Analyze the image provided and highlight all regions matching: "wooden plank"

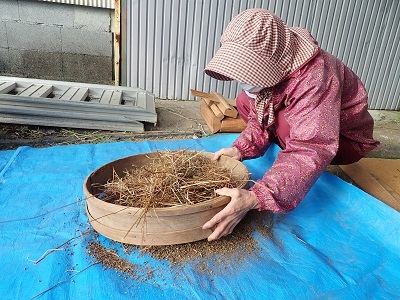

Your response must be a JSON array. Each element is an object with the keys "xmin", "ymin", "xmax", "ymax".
[
  {"xmin": 340, "ymin": 162, "xmax": 400, "ymax": 212},
  {"xmin": 202, "ymin": 98, "xmax": 211, "ymax": 106},
  {"xmin": 210, "ymin": 103, "xmax": 224, "ymax": 120},
  {"xmin": 212, "ymin": 92, "xmax": 238, "ymax": 118},
  {"xmin": 359, "ymin": 158, "xmax": 400, "ymax": 197},
  {"xmin": 220, "ymin": 115, "xmax": 247, "ymax": 133},
  {"xmin": 200, "ymin": 99, "xmax": 220, "ymax": 133},
  {"xmin": 191, "ymin": 89, "xmax": 237, "ymax": 109},
  {"xmin": 0, "ymin": 82, "xmax": 16, "ymax": 94},
  {"xmin": 19, "ymin": 84, "xmax": 53, "ymax": 97},
  {"xmin": 0, "ymin": 113, "xmax": 144, "ymax": 132},
  {"xmin": 215, "ymin": 101, "xmax": 238, "ymax": 118},
  {"xmin": 212, "ymin": 91, "xmax": 231, "ymax": 110},
  {"xmin": 191, "ymin": 89, "xmax": 214, "ymax": 100},
  {"xmin": 60, "ymin": 87, "xmax": 89, "ymax": 101}
]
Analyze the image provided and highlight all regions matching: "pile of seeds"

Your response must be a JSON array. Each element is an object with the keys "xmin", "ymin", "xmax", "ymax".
[
  {"xmin": 101, "ymin": 150, "xmax": 243, "ymax": 208},
  {"xmin": 139, "ymin": 210, "xmax": 270, "ymax": 264},
  {"xmin": 86, "ymin": 211, "xmax": 276, "ymax": 277},
  {"xmin": 87, "ymin": 241, "xmax": 136, "ymax": 276}
]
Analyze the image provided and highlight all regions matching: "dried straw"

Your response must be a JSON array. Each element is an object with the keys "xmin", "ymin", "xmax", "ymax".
[{"xmin": 100, "ymin": 150, "xmax": 241, "ymax": 209}]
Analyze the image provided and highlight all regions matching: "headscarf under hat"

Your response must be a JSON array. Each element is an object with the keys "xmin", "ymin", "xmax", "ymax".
[{"xmin": 205, "ymin": 9, "xmax": 319, "ymax": 126}]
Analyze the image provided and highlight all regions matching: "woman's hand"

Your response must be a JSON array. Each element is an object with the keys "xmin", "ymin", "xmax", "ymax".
[
  {"xmin": 202, "ymin": 187, "xmax": 259, "ymax": 241},
  {"xmin": 213, "ymin": 147, "xmax": 242, "ymax": 161}
]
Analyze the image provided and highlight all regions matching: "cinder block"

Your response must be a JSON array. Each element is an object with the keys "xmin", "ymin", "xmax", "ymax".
[
  {"xmin": 0, "ymin": 0, "xmax": 20, "ymax": 21},
  {"xmin": 9, "ymin": 49, "xmax": 63, "ymax": 79},
  {"xmin": 0, "ymin": 1, "xmax": 113, "ymax": 85},
  {"xmin": 19, "ymin": 1, "xmax": 74, "ymax": 27},
  {"xmin": 0, "ymin": 22, "xmax": 7, "ymax": 48},
  {"xmin": 7, "ymin": 22, "xmax": 61, "ymax": 52},
  {"xmin": 63, "ymin": 52, "xmax": 113, "ymax": 84},
  {"xmin": 74, "ymin": 6, "xmax": 111, "ymax": 32},
  {"xmin": 61, "ymin": 27, "xmax": 112, "ymax": 56},
  {"xmin": 0, "ymin": 48, "xmax": 11, "ymax": 74}
]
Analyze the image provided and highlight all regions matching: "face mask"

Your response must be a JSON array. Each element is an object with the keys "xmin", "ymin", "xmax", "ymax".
[{"xmin": 239, "ymin": 82, "xmax": 263, "ymax": 93}]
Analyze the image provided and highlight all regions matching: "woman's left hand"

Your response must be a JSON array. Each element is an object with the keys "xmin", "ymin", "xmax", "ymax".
[{"xmin": 202, "ymin": 187, "xmax": 259, "ymax": 241}]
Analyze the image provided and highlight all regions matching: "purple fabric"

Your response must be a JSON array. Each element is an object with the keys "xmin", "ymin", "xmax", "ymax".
[
  {"xmin": 232, "ymin": 50, "xmax": 380, "ymax": 213},
  {"xmin": 236, "ymin": 92, "xmax": 364, "ymax": 165}
]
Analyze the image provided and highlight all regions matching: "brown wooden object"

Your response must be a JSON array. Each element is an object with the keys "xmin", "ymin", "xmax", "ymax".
[
  {"xmin": 83, "ymin": 151, "xmax": 250, "ymax": 246},
  {"xmin": 209, "ymin": 102, "xmax": 224, "ymax": 120},
  {"xmin": 211, "ymin": 92, "xmax": 238, "ymax": 118},
  {"xmin": 340, "ymin": 158, "xmax": 400, "ymax": 212},
  {"xmin": 200, "ymin": 97, "xmax": 224, "ymax": 120},
  {"xmin": 200, "ymin": 99, "xmax": 221, "ymax": 133},
  {"xmin": 192, "ymin": 89, "xmax": 245, "ymax": 133},
  {"xmin": 220, "ymin": 115, "xmax": 247, "ymax": 132},
  {"xmin": 191, "ymin": 89, "xmax": 237, "ymax": 108}
]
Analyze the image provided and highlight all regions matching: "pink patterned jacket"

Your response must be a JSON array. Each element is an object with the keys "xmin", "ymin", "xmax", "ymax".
[{"xmin": 232, "ymin": 49, "xmax": 380, "ymax": 213}]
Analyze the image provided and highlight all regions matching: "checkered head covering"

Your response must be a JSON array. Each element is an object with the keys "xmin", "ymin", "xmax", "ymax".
[{"xmin": 205, "ymin": 9, "xmax": 319, "ymax": 125}]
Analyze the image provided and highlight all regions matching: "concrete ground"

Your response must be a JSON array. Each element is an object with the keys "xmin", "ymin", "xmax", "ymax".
[{"xmin": 367, "ymin": 110, "xmax": 400, "ymax": 158}]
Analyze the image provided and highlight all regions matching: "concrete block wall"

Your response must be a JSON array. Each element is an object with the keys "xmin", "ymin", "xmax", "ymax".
[{"xmin": 0, "ymin": 0, "xmax": 113, "ymax": 85}]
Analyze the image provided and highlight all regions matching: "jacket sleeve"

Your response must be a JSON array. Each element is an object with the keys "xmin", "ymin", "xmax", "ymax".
[
  {"xmin": 232, "ymin": 97, "xmax": 271, "ymax": 160},
  {"xmin": 251, "ymin": 71, "xmax": 342, "ymax": 213}
]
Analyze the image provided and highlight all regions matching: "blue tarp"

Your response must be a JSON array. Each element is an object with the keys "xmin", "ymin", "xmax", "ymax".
[{"xmin": 0, "ymin": 134, "xmax": 399, "ymax": 299}]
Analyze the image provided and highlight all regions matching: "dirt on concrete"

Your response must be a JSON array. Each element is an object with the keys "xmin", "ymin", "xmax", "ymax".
[{"xmin": 367, "ymin": 110, "xmax": 400, "ymax": 158}]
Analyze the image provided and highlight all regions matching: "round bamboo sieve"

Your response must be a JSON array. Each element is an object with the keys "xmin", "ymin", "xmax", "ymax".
[{"xmin": 83, "ymin": 151, "xmax": 249, "ymax": 246}]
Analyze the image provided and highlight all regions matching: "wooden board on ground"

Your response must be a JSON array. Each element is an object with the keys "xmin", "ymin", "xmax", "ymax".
[{"xmin": 340, "ymin": 158, "xmax": 400, "ymax": 212}]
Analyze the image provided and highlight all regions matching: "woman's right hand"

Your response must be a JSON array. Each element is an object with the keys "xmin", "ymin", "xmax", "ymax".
[{"xmin": 213, "ymin": 147, "xmax": 242, "ymax": 161}]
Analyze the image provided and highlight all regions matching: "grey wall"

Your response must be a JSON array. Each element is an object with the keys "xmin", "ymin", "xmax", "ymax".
[
  {"xmin": 124, "ymin": 0, "xmax": 400, "ymax": 110},
  {"xmin": 0, "ymin": 0, "xmax": 113, "ymax": 85}
]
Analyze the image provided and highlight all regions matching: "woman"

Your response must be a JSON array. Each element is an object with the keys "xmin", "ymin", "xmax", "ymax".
[{"xmin": 202, "ymin": 9, "xmax": 380, "ymax": 241}]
